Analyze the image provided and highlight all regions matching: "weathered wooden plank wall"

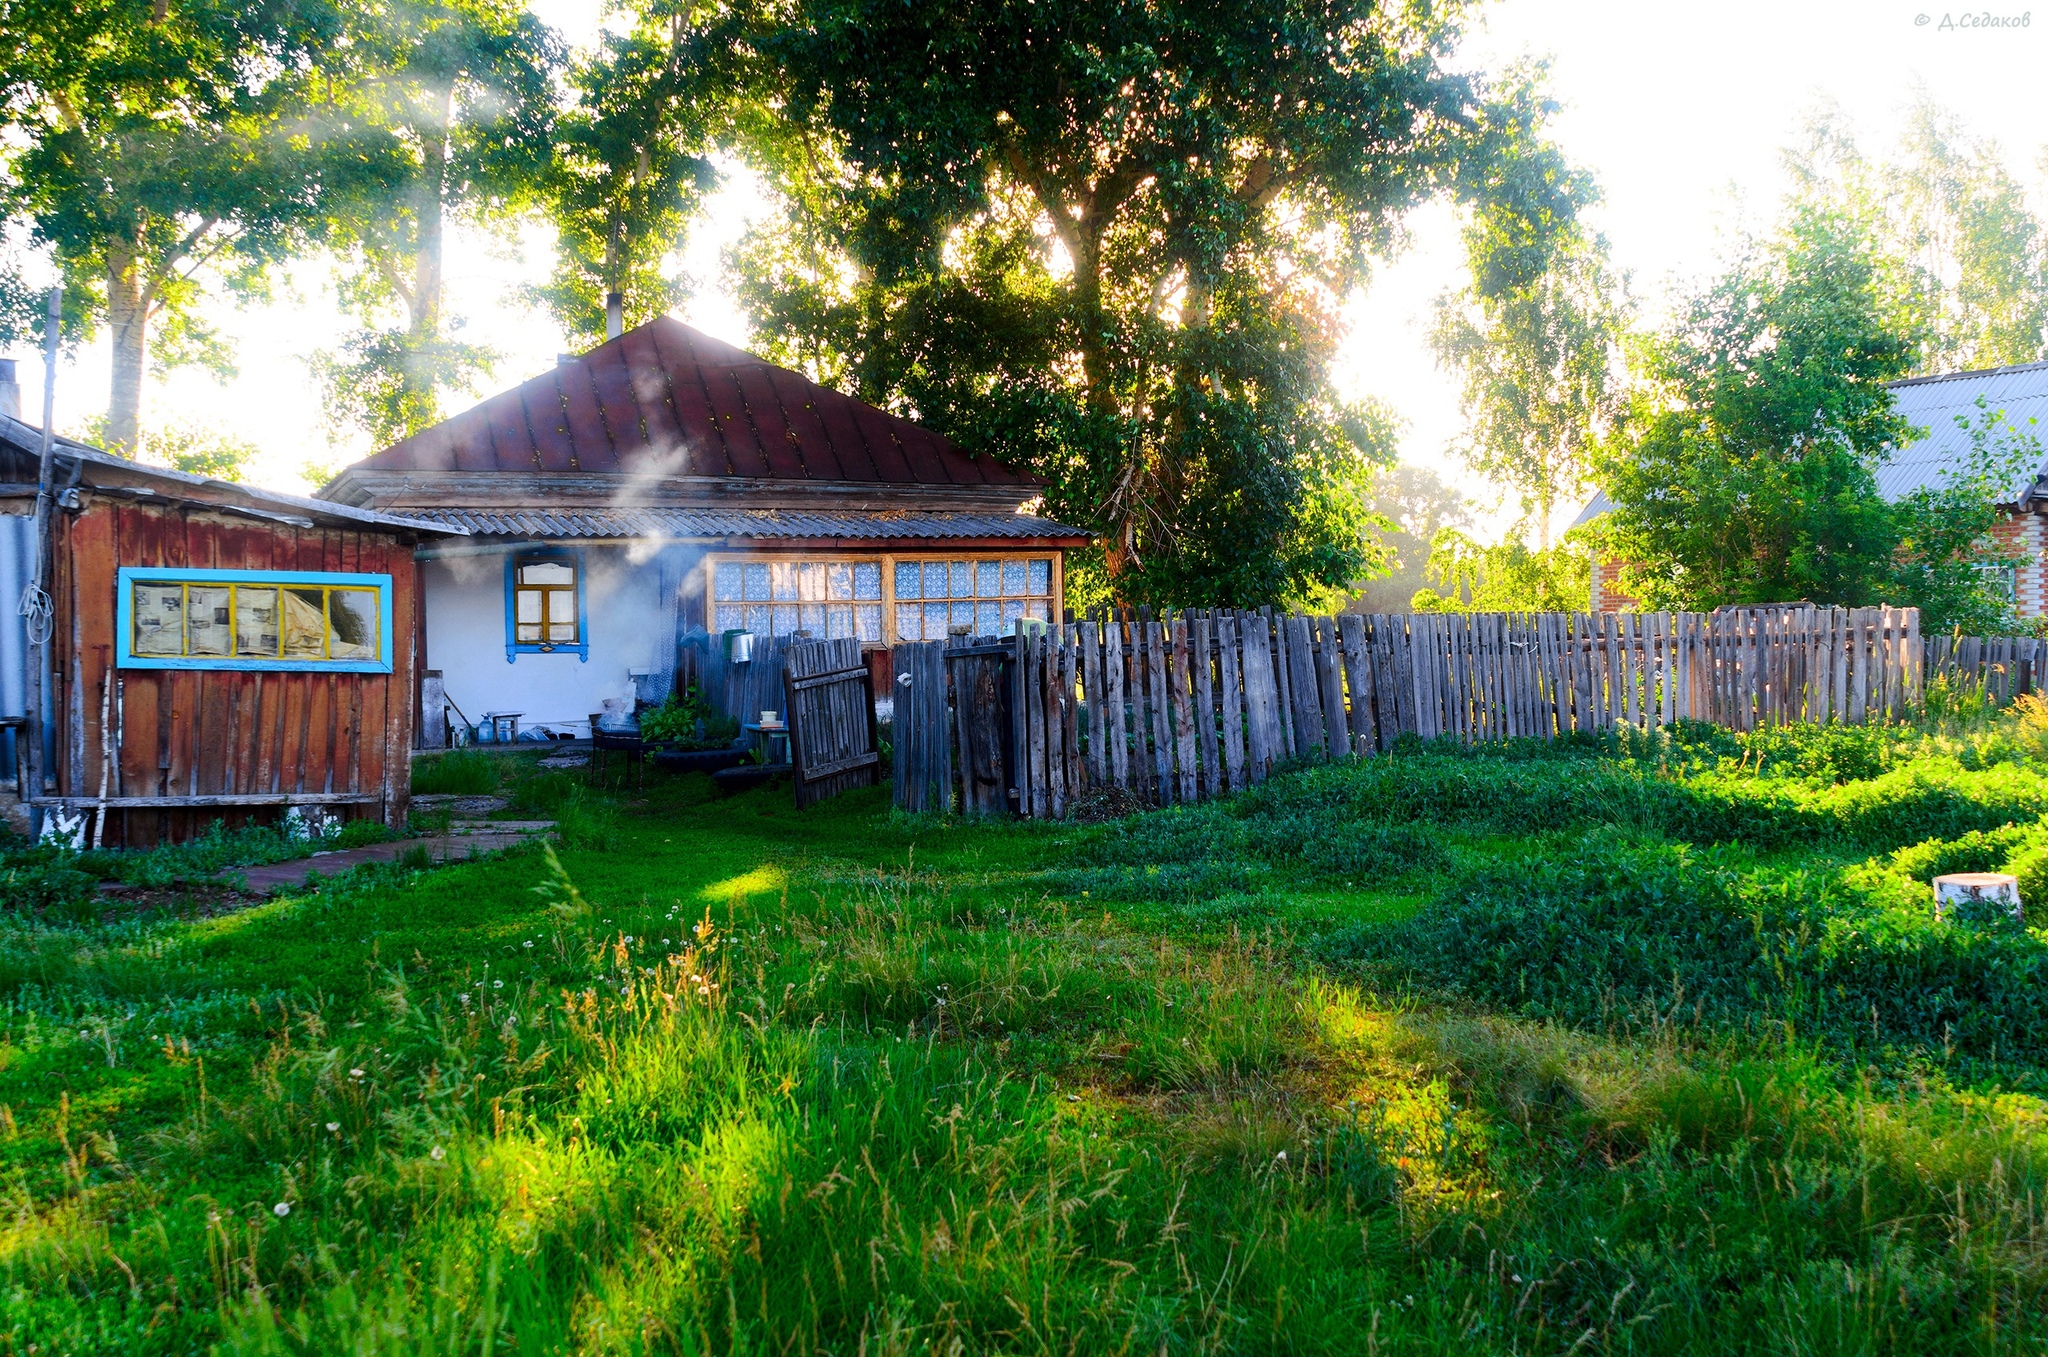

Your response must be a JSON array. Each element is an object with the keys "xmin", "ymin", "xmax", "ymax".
[
  {"xmin": 44, "ymin": 500, "xmax": 422, "ymax": 846},
  {"xmin": 887, "ymin": 605, "xmax": 1925, "ymax": 819}
]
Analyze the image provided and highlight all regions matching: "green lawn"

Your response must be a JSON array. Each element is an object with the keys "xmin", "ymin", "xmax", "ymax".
[{"xmin": 6, "ymin": 715, "xmax": 2048, "ymax": 1354}]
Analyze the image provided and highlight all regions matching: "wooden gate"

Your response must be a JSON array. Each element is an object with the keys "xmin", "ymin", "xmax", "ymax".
[
  {"xmin": 944, "ymin": 640, "xmax": 1018, "ymax": 817},
  {"xmin": 785, "ymin": 637, "xmax": 881, "ymax": 809}
]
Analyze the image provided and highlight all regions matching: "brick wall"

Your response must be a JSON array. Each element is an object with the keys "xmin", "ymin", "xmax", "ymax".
[
  {"xmin": 1589, "ymin": 556, "xmax": 1640, "ymax": 613},
  {"xmin": 1992, "ymin": 510, "xmax": 2046, "ymax": 619}
]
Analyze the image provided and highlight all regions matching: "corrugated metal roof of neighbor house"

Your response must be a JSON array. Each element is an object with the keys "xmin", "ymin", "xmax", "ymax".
[
  {"xmin": 1880, "ymin": 360, "xmax": 2048, "ymax": 504},
  {"xmin": 355, "ymin": 316, "xmax": 1039, "ymax": 489},
  {"xmin": 1570, "ymin": 360, "xmax": 2048, "ymax": 526},
  {"xmin": 410, "ymin": 506, "xmax": 1093, "ymax": 542}
]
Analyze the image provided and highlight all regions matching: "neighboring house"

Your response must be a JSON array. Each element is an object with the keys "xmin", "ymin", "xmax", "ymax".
[
  {"xmin": 0, "ymin": 389, "xmax": 459, "ymax": 844},
  {"xmin": 1574, "ymin": 359, "xmax": 2048, "ymax": 614},
  {"xmin": 316, "ymin": 316, "xmax": 1091, "ymax": 738}
]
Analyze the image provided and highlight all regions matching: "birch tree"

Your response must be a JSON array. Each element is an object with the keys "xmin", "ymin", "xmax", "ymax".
[
  {"xmin": 309, "ymin": 0, "xmax": 560, "ymax": 444},
  {"xmin": 0, "ymin": 0, "xmax": 332, "ymax": 455}
]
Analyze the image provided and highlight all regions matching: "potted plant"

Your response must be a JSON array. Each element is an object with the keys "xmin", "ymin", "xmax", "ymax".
[{"xmin": 639, "ymin": 683, "xmax": 747, "ymax": 774}]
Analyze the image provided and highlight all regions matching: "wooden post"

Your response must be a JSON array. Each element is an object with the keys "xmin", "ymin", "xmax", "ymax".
[
  {"xmin": 1168, "ymin": 616, "xmax": 1197, "ymax": 803},
  {"xmin": 1217, "ymin": 613, "xmax": 1247, "ymax": 790},
  {"xmin": 1192, "ymin": 613, "xmax": 1220, "ymax": 797},
  {"xmin": 1105, "ymin": 613, "xmax": 1129, "ymax": 790}
]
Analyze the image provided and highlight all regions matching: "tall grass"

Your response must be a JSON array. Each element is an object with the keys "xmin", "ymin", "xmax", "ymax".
[
  {"xmin": 409, "ymin": 748, "xmax": 503, "ymax": 796},
  {"xmin": 6, "ymin": 713, "xmax": 2048, "ymax": 1351}
]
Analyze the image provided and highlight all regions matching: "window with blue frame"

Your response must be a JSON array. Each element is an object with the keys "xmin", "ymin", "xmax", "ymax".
[
  {"xmin": 505, "ymin": 549, "xmax": 588, "ymax": 661},
  {"xmin": 117, "ymin": 568, "xmax": 393, "ymax": 672}
]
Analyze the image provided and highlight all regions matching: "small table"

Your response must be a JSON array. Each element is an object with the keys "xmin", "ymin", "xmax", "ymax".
[
  {"xmin": 482, "ymin": 711, "xmax": 524, "ymax": 744},
  {"xmin": 742, "ymin": 722, "xmax": 790, "ymax": 763}
]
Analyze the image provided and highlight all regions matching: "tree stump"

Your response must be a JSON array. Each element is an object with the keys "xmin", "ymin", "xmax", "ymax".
[{"xmin": 1932, "ymin": 873, "xmax": 2023, "ymax": 925}]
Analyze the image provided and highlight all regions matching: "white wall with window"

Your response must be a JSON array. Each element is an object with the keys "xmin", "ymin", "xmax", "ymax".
[{"xmin": 423, "ymin": 544, "xmax": 681, "ymax": 737}]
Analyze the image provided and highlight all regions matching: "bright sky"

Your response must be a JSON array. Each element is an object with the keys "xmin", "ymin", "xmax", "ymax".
[{"xmin": 9, "ymin": 0, "xmax": 2048, "ymax": 539}]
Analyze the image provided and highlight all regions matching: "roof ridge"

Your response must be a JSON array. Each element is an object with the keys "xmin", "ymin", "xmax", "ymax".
[{"xmin": 1889, "ymin": 359, "xmax": 2048, "ymax": 389}]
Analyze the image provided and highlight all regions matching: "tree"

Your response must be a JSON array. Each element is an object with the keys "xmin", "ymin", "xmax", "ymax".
[
  {"xmin": 1888, "ymin": 397, "xmax": 2040, "ymax": 635},
  {"xmin": 0, "ymin": 0, "xmax": 335, "ymax": 455},
  {"xmin": 78, "ymin": 412, "xmax": 257, "ymax": 480},
  {"xmin": 1786, "ymin": 97, "xmax": 2047, "ymax": 373},
  {"xmin": 533, "ymin": 0, "xmax": 724, "ymax": 348},
  {"xmin": 1431, "ymin": 213, "xmax": 1625, "ymax": 547},
  {"xmin": 308, "ymin": 0, "xmax": 561, "ymax": 444},
  {"xmin": 1596, "ymin": 205, "xmax": 1918, "ymax": 612},
  {"xmin": 1347, "ymin": 463, "xmax": 1472, "ymax": 613},
  {"xmin": 1409, "ymin": 527, "xmax": 1589, "ymax": 612},
  {"xmin": 725, "ymin": 0, "xmax": 1583, "ymax": 609}
]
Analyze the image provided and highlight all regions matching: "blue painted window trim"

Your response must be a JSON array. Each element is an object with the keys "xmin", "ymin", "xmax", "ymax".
[
  {"xmin": 115, "ymin": 567, "xmax": 395, "ymax": 673},
  {"xmin": 504, "ymin": 547, "xmax": 589, "ymax": 663}
]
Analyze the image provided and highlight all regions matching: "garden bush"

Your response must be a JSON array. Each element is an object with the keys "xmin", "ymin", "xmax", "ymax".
[{"xmin": 1322, "ymin": 830, "xmax": 2048, "ymax": 1070}]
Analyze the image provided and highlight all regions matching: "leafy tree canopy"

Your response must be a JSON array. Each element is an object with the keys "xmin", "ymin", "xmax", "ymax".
[
  {"xmin": 1595, "ymin": 202, "xmax": 2035, "ymax": 632},
  {"xmin": 1431, "ymin": 200, "xmax": 1626, "ymax": 548},
  {"xmin": 0, "ymin": 0, "xmax": 341, "ymax": 454},
  {"xmin": 1410, "ymin": 526, "xmax": 1589, "ymax": 613},
  {"xmin": 78, "ymin": 411, "xmax": 257, "ymax": 480},
  {"xmin": 724, "ymin": 0, "xmax": 1584, "ymax": 609},
  {"xmin": 1347, "ymin": 463, "xmax": 1472, "ymax": 613},
  {"xmin": 1787, "ymin": 95, "xmax": 2048, "ymax": 373},
  {"xmin": 1596, "ymin": 205, "xmax": 1917, "ymax": 611},
  {"xmin": 305, "ymin": 0, "xmax": 563, "ymax": 444},
  {"xmin": 531, "ymin": 0, "xmax": 727, "ymax": 348}
]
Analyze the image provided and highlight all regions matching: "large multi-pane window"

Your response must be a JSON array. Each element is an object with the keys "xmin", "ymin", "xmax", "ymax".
[
  {"xmin": 714, "ymin": 560, "xmax": 885, "ymax": 641},
  {"xmin": 708, "ymin": 555, "xmax": 1056, "ymax": 643},
  {"xmin": 893, "ymin": 557, "xmax": 1052, "ymax": 641},
  {"xmin": 117, "ymin": 568, "xmax": 392, "ymax": 672}
]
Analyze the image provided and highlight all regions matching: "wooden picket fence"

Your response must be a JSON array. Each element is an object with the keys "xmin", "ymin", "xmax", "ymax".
[
  {"xmin": 1925, "ymin": 633, "xmax": 2048, "ymax": 703},
  {"xmin": 890, "ymin": 605, "xmax": 1923, "ymax": 819}
]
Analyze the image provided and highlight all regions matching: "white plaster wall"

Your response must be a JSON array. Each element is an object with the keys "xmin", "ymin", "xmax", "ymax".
[{"xmin": 424, "ymin": 544, "xmax": 688, "ymax": 736}]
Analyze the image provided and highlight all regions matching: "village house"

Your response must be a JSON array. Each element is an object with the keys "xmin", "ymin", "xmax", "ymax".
[
  {"xmin": 315, "ymin": 317, "xmax": 1091, "ymax": 740},
  {"xmin": 0, "ymin": 365, "xmax": 460, "ymax": 844},
  {"xmin": 1576, "ymin": 359, "xmax": 2048, "ymax": 614}
]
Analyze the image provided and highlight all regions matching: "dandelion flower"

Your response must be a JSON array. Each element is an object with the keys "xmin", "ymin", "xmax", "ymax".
[
  {"xmin": 350, "ymin": 1068, "xmax": 365, "ymax": 1078},
  {"xmin": 430, "ymin": 1145, "xmax": 445, "ymax": 1161},
  {"xmin": 523, "ymin": 941, "xmax": 534, "ymax": 949},
  {"xmin": 326, "ymin": 1122, "xmax": 340, "ymax": 1132},
  {"xmin": 273, "ymin": 1202, "xmax": 291, "ymax": 1217},
  {"xmin": 493, "ymin": 980, "xmax": 503, "ymax": 989}
]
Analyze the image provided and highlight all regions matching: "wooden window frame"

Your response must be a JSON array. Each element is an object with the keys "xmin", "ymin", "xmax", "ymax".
[
  {"xmin": 505, "ymin": 547, "xmax": 588, "ymax": 662},
  {"xmin": 115, "ymin": 567, "xmax": 394, "ymax": 673},
  {"xmin": 703, "ymin": 550, "xmax": 1063, "ymax": 646}
]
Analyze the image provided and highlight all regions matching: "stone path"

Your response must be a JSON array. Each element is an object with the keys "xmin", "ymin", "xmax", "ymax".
[{"xmin": 230, "ymin": 821, "xmax": 555, "ymax": 895}]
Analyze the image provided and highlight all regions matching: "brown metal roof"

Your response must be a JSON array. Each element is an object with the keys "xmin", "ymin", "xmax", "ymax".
[{"xmin": 356, "ymin": 316, "xmax": 1037, "ymax": 488}]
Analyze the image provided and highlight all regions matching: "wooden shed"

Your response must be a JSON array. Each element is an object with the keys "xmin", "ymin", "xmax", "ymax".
[{"xmin": 1, "ymin": 416, "xmax": 462, "ymax": 846}]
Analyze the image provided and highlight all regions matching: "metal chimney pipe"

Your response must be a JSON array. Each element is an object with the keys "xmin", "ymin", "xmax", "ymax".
[
  {"xmin": 0, "ymin": 359, "xmax": 18, "ymax": 421},
  {"xmin": 605, "ymin": 291, "xmax": 623, "ymax": 340}
]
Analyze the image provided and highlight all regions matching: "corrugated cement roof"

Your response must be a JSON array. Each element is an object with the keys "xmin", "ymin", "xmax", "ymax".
[
  {"xmin": 354, "ymin": 316, "xmax": 1037, "ymax": 490},
  {"xmin": 408, "ymin": 506, "xmax": 1092, "ymax": 542}
]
